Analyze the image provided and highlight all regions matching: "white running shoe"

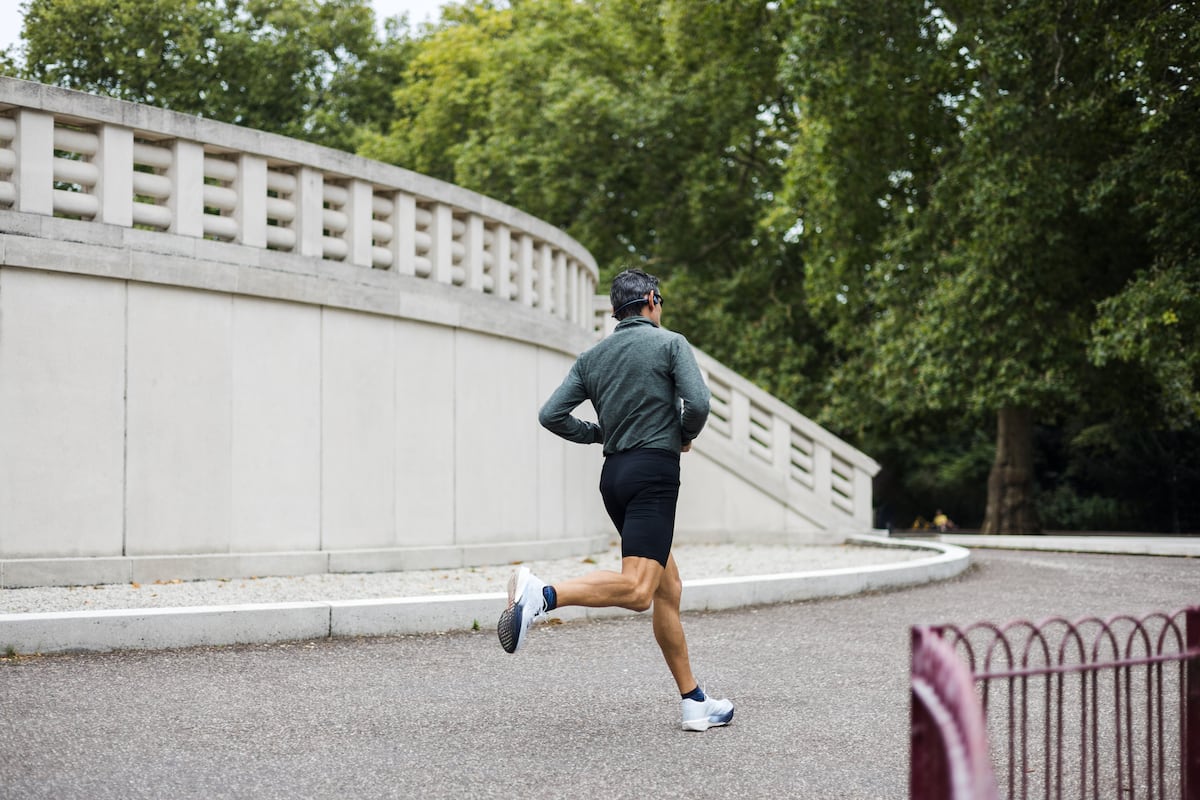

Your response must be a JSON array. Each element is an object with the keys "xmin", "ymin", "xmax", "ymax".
[
  {"xmin": 681, "ymin": 693, "xmax": 735, "ymax": 731},
  {"xmin": 497, "ymin": 566, "xmax": 547, "ymax": 654}
]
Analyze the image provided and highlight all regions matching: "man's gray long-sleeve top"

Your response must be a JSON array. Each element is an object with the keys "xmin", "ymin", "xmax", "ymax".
[{"xmin": 538, "ymin": 316, "xmax": 710, "ymax": 455}]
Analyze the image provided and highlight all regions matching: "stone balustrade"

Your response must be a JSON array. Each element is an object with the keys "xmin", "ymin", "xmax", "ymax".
[
  {"xmin": 0, "ymin": 77, "xmax": 878, "ymax": 589},
  {"xmin": 0, "ymin": 78, "xmax": 598, "ymax": 328},
  {"xmin": 591, "ymin": 299, "xmax": 880, "ymax": 535}
]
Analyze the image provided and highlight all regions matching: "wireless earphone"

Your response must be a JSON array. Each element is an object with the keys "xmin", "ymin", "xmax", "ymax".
[{"xmin": 611, "ymin": 291, "xmax": 662, "ymax": 319}]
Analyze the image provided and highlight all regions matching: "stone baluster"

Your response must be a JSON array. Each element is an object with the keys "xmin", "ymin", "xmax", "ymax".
[
  {"xmin": 390, "ymin": 191, "xmax": 416, "ymax": 276},
  {"xmin": 813, "ymin": 444, "xmax": 833, "ymax": 507},
  {"xmin": 235, "ymin": 153, "xmax": 267, "ymax": 248},
  {"xmin": 464, "ymin": 213, "xmax": 485, "ymax": 292},
  {"xmin": 346, "ymin": 179, "xmax": 374, "ymax": 267},
  {"xmin": 729, "ymin": 389, "xmax": 750, "ymax": 456},
  {"xmin": 567, "ymin": 259, "xmax": 580, "ymax": 325},
  {"xmin": 853, "ymin": 466, "xmax": 873, "ymax": 524},
  {"xmin": 168, "ymin": 140, "xmax": 205, "ymax": 237},
  {"xmin": 96, "ymin": 124, "xmax": 133, "ymax": 227},
  {"xmin": 553, "ymin": 252, "xmax": 568, "ymax": 320},
  {"xmin": 430, "ymin": 203, "xmax": 454, "ymax": 284},
  {"xmin": 516, "ymin": 233, "xmax": 535, "ymax": 306},
  {"xmin": 772, "ymin": 416, "xmax": 792, "ymax": 474},
  {"xmin": 492, "ymin": 224, "xmax": 511, "ymax": 299},
  {"xmin": 293, "ymin": 166, "xmax": 324, "ymax": 258},
  {"xmin": 536, "ymin": 242, "xmax": 553, "ymax": 311},
  {"xmin": 14, "ymin": 109, "xmax": 53, "ymax": 214}
]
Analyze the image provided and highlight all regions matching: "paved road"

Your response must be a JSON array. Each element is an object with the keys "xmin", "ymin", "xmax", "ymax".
[{"xmin": 1, "ymin": 550, "xmax": 1195, "ymax": 799}]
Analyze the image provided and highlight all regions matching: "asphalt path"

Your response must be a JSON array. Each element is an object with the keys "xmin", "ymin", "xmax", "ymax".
[{"xmin": 1, "ymin": 549, "xmax": 1196, "ymax": 799}]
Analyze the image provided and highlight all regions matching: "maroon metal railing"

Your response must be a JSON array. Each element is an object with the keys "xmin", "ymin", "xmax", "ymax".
[{"xmin": 911, "ymin": 606, "xmax": 1200, "ymax": 800}]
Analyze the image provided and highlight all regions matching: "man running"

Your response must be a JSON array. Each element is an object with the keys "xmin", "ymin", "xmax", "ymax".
[{"xmin": 497, "ymin": 268, "xmax": 734, "ymax": 732}]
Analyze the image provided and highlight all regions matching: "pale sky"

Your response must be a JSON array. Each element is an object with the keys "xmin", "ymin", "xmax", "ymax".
[{"xmin": 0, "ymin": 0, "xmax": 453, "ymax": 56}]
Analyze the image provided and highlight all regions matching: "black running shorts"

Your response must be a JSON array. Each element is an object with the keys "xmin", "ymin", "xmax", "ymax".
[{"xmin": 598, "ymin": 448, "xmax": 681, "ymax": 567}]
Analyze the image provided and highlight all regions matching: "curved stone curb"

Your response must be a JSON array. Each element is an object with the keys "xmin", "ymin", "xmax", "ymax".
[
  {"xmin": 938, "ymin": 534, "xmax": 1200, "ymax": 558},
  {"xmin": 0, "ymin": 537, "xmax": 969, "ymax": 655},
  {"xmin": 679, "ymin": 535, "xmax": 969, "ymax": 611}
]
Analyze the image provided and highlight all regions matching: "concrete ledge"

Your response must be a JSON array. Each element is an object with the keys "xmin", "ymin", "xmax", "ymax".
[
  {"xmin": 0, "ymin": 602, "xmax": 330, "ymax": 654},
  {"xmin": 682, "ymin": 535, "xmax": 970, "ymax": 610},
  {"xmin": 0, "ymin": 536, "xmax": 611, "ymax": 589},
  {"xmin": 326, "ymin": 537, "xmax": 610, "ymax": 575},
  {"xmin": 0, "ymin": 537, "xmax": 969, "ymax": 655},
  {"xmin": 330, "ymin": 594, "xmax": 503, "ymax": 637},
  {"xmin": 937, "ymin": 534, "xmax": 1200, "ymax": 558}
]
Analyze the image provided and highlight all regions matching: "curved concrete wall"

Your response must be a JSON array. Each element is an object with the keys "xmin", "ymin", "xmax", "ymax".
[
  {"xmin": 0, "ymin": 78, "xmax": 880, "ymax": 588},
  {"xmin": 0, "ymin": 239, "xmax": 608, "ymax": 586},
  {"xmin": 0, "ymin": 78, "xmax": 610, "ymax": 587}
]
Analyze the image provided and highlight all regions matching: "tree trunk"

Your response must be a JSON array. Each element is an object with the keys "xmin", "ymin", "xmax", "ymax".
[{"xmin": 981, "ymin": 406, "xmax": 1040, "ymax": 534}]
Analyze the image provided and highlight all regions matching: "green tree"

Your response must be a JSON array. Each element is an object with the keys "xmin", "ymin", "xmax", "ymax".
[
  {"xmin": 782, "ymin": 0, "xmax": 1197, "ymax": 532},
  {"xmin": 362, "ymin": 0, "xmax": 830, "ymax": 407},
  {"xmin": 1087, "ymin": 0, "xmax": 1200, "ymax": 429},
  {"xmin": 15, "ymin": 0, "xmax": 402, "ymax": 148}
]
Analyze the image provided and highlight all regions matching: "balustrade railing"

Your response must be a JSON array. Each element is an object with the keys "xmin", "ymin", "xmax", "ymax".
[
  {"xmin": 0, "ymin": 78, "xmax": 597, "ymax": 329},
  {"xmin": 592, "ymin": 296, "xmax": 879, "ymax": 528}
]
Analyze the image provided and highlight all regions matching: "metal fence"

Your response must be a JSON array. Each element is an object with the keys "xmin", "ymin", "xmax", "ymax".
[{"xmin": 911, "ymin": 607, "xmax": 1200, "ymax": 800}]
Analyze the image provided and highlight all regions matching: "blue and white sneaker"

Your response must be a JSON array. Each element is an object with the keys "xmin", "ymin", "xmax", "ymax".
[
  {"xmin": 497, "ymin": 566, "xmax": 547, "ymax": 654},
  {"xmin": 681, "ymin": 693, "xmax": 734, "ymax": 731}
]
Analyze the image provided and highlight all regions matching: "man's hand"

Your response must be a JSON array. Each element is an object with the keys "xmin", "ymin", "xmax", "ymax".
[{"xmin": 681, "ymin": 442, "xmax": 692, "ymax": 453}]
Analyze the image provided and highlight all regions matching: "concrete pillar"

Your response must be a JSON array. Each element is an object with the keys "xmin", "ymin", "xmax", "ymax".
[
  {"xmin": 567, "ymin": 261, "xmax": 582, "ymax": 324},
  {"xmin": 813, "ymin": 445, "xmax": 833, "ymax": 504},
  {"xmin": 492, "ymin": 224, "xmax": 511, "ymax": 298},
  {"xmin": 168, "ymin": 139, "xmax": 205, "ymax": 237},
  {"xmin": 390, "ymin": 192, "xmax": 416, "ymax": 276},
  {"xmin": 465, "ymin": 214, "xmax": 485, "ymax": 292},
  {"xmin": 14, "ymin": 109, "xmax": 53, "ymax": 214},
  {"xmin": 554, "ymin": 251, "xmax": 568, "ymax": 320},
  {"xmin": 293, "ymin": 166, "xmax": 324, "ymax": 258},
  {"xmin": 773, "ymin": 416, "xmax": 792, "ymax": 474},
  {"xmin": 347, "ymin": 179, "xmax": 374, "ymax": 267},
  {"xmin": 95, "ymin": 124, "xmax": 133, "ymax": 226},
  {"xmin": 730, "ymin": 391, "xmax": 751, "ymax": 454},
  {"xmin": 537, "ymin": 243, "xmax": 554, "ymax": 311},
  {"xmin": 236, "ymin": 153, "xmax": 267, "ymax": 248},
  {"xmin": 516, "ymin": 234, "xmax": 534, "ymax": 306},
  {"xmin": 431, "ymin": 203, "xmax": 454, "ymax": 284},
  {"xmin": 853, "ymin": 467, "xmax": 874, "ymax": 524}
]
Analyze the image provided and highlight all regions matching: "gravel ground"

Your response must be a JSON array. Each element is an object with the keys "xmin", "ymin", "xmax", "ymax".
[{"xmin": 0, "ymin": 542, "xmax": 925, "ymax": 614}]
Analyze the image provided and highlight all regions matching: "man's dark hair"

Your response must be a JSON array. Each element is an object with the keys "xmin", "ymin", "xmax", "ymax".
[{"xmin": 610, "ymin": 268, "xmax": 660, "ymax": 320}]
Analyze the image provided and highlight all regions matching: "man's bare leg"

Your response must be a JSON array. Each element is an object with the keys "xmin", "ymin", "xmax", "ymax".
[
  {"xmin": 552, "ymin": 555, "xmax": 663, "ymax": 613},
  {"xmin": 651, "ymin": 553, "xmax": 697, "ymax": 694},
  {"xmin": 549, "ymin": 554, "xmax": 696, "ymax": 692}
]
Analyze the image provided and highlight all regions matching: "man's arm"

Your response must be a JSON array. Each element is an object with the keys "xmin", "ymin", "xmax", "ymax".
[
  {"xmin": 674, "ymin": 339, "xmax": 710, "ymax": 445},
  {"xmin": 538, "ymin": 362, "xmax": 603, "ymax": 445}
]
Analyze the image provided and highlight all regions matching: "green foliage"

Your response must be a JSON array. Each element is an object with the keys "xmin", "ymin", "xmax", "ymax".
[
  {"xmin": 15, "ymin": 0, "xmax": 404, "ymax": 149},
  {"xmin": 1036, "ymin": 485, "xmax": 1123, "ymax": 532},
  {"xmin": 1085, "ymin": 1, "xmax": 1200, "ymax": 428},
  {"xmin": 10, "ymin": 0, "xmax": 1198, "ymax": 530},
  {"xmin": 1035, "ymin": 421, "xmax": 1200, "ymax": 532},
  {"xmin": 781, "ymin": 0, "xmax": 1199, "ymax": 530},
  {"xmin": 361, "ymin": 0, "xmax": 792, "ymax": 277}
]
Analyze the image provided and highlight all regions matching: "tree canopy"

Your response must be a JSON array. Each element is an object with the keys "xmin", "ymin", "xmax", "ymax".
[
  {"xmin": 7, "ymin": 0, "xmax": 1198, "ymax": 532},
  {"xmin": 7, "ymin": 0, "xmax": 414, "ymax": 149}
]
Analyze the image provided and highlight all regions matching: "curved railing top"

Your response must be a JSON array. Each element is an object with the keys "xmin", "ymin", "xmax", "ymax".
[
  {"xmin": 0, "ymin": 77, "xmax": 598, "ymax": 333},
  {"xmin": 593, "ymin": 296, "xmax": 881, "ymax": 529}
]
